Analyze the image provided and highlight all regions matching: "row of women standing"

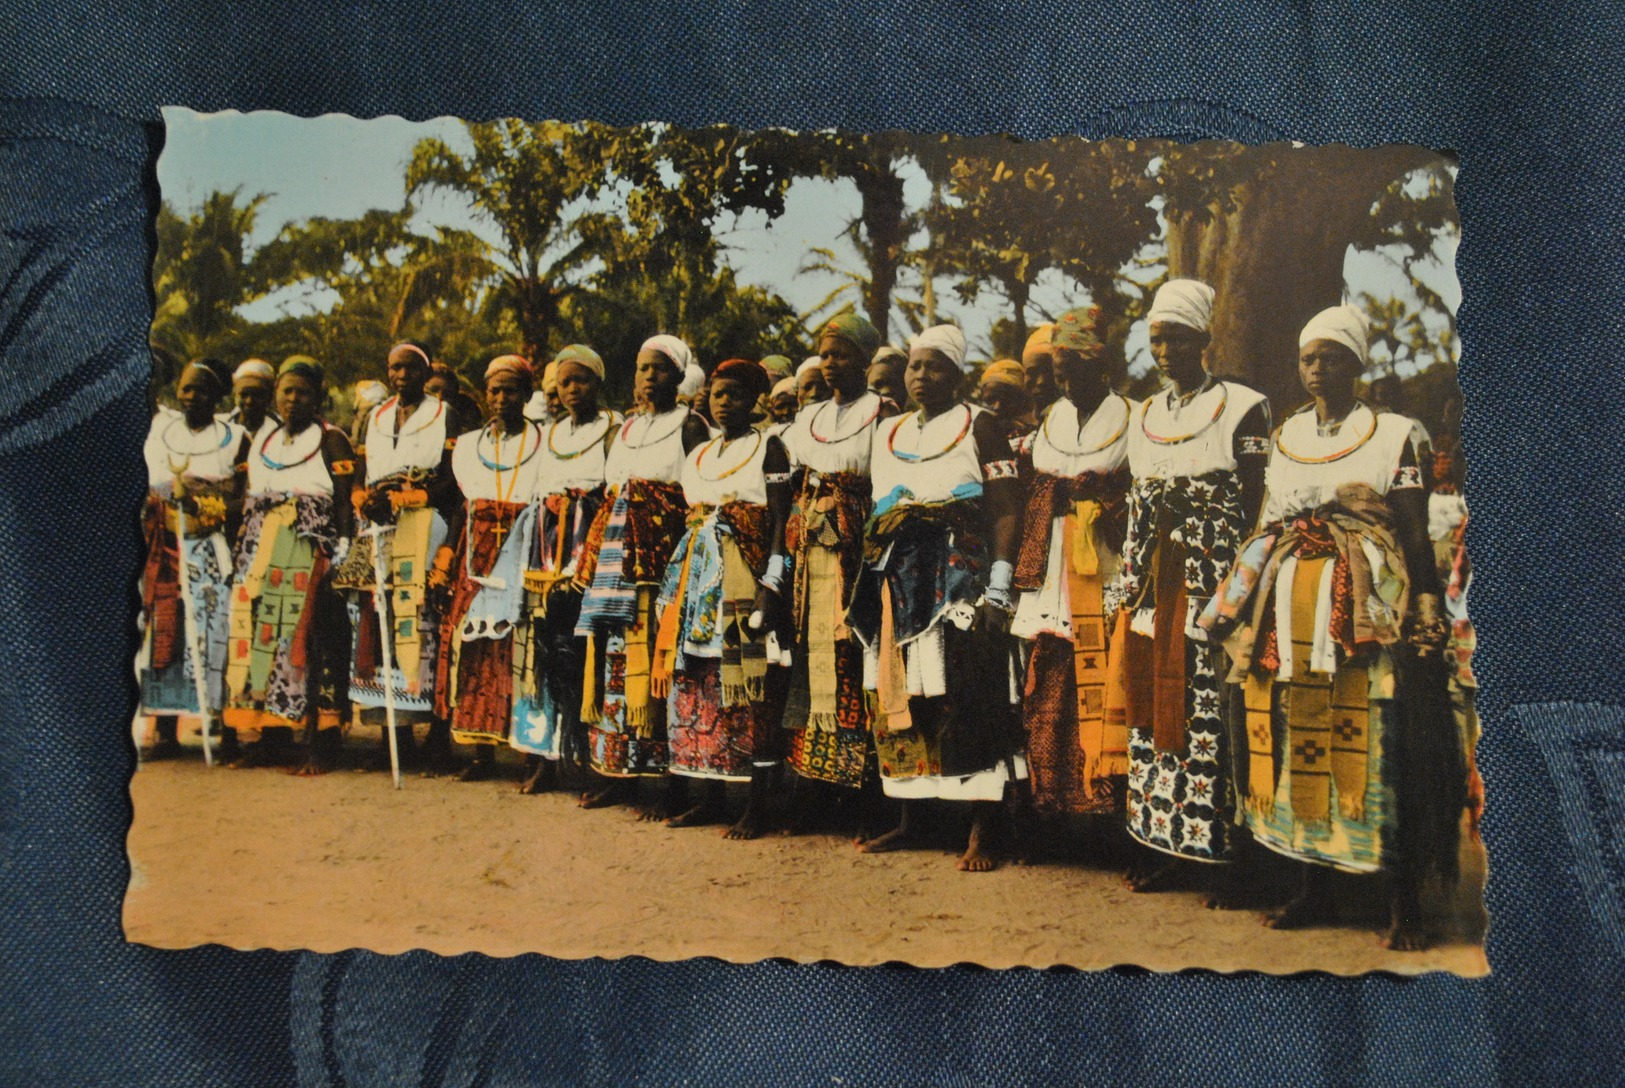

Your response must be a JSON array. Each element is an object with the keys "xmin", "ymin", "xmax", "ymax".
[{"xmin": 139, "ymin": 278, "xmax": 1470, "ymax": 949}]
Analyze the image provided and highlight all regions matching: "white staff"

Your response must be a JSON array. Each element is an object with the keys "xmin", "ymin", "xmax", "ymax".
[
  {"xmin": 363, "ymin": 523, "xmax": 404, "ymax": 789},
  {"xmin": 169, "ymin": 478, "xmax": 215, "ymax": 767}
]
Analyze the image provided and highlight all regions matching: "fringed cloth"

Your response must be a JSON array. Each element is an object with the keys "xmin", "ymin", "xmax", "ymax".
[
  {"xmin": 652, "ymin": 501, "xmax": 772, "ymax": 707},
  {"xmin": 525, "ymin": 486, "xmax": 607, "ymax": 608},
  {"xmin": 141, "ymin": 482, "xmax": 231, "ymax": 676},
  {"xmin": 222, "ymin": 492, "xmax": 346, "ymax": 734},
  {"xmin": 436, "ymin": 498, "xmax": 536, "ymax": 744},
  {"xmin": 1105, "ymin": 469, "xmax": 1247, "ymax": 755},
  {"xmin": 1106, "ymin": 470, "xmax": 1248, "ymax": 863},
  {"xmin": 848, "ymin": 494, "xmax": 986, "ymax": 648},
  {"xmin": 575, "ymin": 479, "xmax": 688, "ymax": 737},
  {"xmin": 786, "ymin": 470, "xmax": 871, "ymax": 730},
  {"xmin": 586, "ymin": 585, "xmax": 670, "ymax": 777},
  {"xmin": 139, "ymin": 486, "xmax": 233, "ymax": 716},
  {"xmin": 1015, "ymin": 466, "xmax": 1132, "ymax": 812}
]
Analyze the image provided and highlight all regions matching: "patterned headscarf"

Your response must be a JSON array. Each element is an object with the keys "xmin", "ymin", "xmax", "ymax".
[
  {"xmin": 485, "ymin": 354, "xmax": 535, "ymax": 386},
  {"xmin": 1051, "ymin": 306, "xmax": 1103, "ymax": 355},
  {"xmin": 278, "ymin": 354, "xmax": 325, "ymax": 388},
  {"xmin": 1023, "ymin": 323, "xmax": 1054, "ymax": 358},
  {"xmin": 817, "ymin": 312, "xmax": 882, "ymax": 359}
]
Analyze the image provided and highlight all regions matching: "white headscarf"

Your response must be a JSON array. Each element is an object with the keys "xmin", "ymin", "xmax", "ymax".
[
  {"xmin": 677, "ymin": 363, "xmax": 706, "ymax": 399},
  {"xmin": 1298, "ymin": 304, "xmax": 1371, "ymax": 368},
  {"xmin": 797, "ymin": 355, "xmax": 822, "ymax": 377},
  {"xmin": 233, "ymin": 358, "xmax": 276, "ymax": 384},
  {"xmin": 1146, "ymin": 278, "xmax": 1216, "ymax": 334},
  {"xmin": 910, "ymin": 324, "xmax": 970, "ymax": 373},
  {"xmin": 640, "ymin": 334, "xmax": 694, "ymax": 374}
]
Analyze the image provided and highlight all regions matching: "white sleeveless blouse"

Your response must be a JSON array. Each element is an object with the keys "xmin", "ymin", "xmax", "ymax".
[
  {"xmin": 363, "ymin": 394, "xmax": 450, "ymax": 483},
  {"xmin": 681, "ymin": 430, "xmax": 774, "ymax": 507},
  {"xmin": 143, "ymin": 415, "xmax": 243, "ymax": 489},
  {"xmin": 1126, "ymin": 379, "xmax": 1269, "ymax": 480},
  {"xmin": 784, "ymin": 390, "xmax": 889, "ymax": 474},
  {"xmin": 1029, "ymin": 394, "xmax": 1132, "ymax": 477},
  {"xmin": 604, "ymin": 406, "xmax": 692, "ymax": 486},
  {"xmin": 1261, "ymin": 405, "xmax": 1420, "ymax": 524},
  {"xmin": 869, "ymin": 403, "xmax": 986, "ymax": 505},
  {"xmin": 247, "ymin": 422, "xmax": 336, "ymax": 497},
  {"xmin": 450, "ymin": 422, "xmax": 547, "ymax": 503},
  {"xmin": 534, "ymin": 410, "xmax": 621, "ymax": 497}
]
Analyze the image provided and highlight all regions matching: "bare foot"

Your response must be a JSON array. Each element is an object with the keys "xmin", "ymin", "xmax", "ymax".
[
  {"xmin": 1128, "ymin": 859, "xmax": 1181, "ymax": 894},
  {"xmin": 578, "ymin": 781, "xmax": 627, "ymax": 808},
  {"xmin": 956, "ymin": 818, "xmax": 999, "ymax": 872},
  {"xmin": 1382, "ymin": 921, "xmax": 1432, "ymax": 952},
  {"xmin": 635, "ymin": 804, "xmax": 667, "ymax": 823},
  {"xmin": 664, "ymin": 803, "xmax": 719, "ymax": 828},
  {"xmin": 519, "ymin": 761, "xmax": 558, "ymax": 795},
  {"xmin": 290, "ymin": 758, "xmax": 326, "ymax": 778},
  {"xmin": 457, "ymin": 759, "xmax": 495, "ymax": 783},
  {"xmin": 723, "ymin": 809, "xmax": 763, "ymax": 841},
  {"xmin": 1264, "ymin": 893, "xmax": 1333, "ymax": 930},
  {"xmin": 855, "ymin": 824, "xmax": 909, "ymax": 853}
]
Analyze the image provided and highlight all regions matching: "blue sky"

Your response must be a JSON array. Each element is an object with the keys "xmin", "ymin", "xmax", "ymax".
[{"xmin": 160, "ymin": 108, "xmax": 1459, "ymax": 375}]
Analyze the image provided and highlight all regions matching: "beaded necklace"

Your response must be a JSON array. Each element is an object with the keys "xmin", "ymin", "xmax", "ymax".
[
  {"xmin": 695, "ymin": 430, "xmax": 763, "ymax": 481},
  {"xmin": 161, "ymin": 417, "xmax": 232, "ymax": 458},
  {"xmin": 1142, "ymin": 379, "xmax": 1227, "ymax": 445},
  {"xmin": 259, "ymin": 422, "xmax": 325, "ymax": 471},
  {"xmin": 1041, "ymin": 394, "xmax": 1130, "ymax": 456},
  {"xmin": 1276, "ymin": 402, "xmax": 1380, "ymax": 465},
  {"xmin": 477, "ymin": 420, "xmax": 542, "ymax": 472},
  {"xmin": 886, "ymin": 404, "xmax": 974, "ymax": 463},
  {"xmin": 809, "ymin": 394, "xmax": 882, "ymax": 444},
  {"xmin": 617, "ymin": 408, "xmax": 686, "ymax": 450},
  {"xmin": 547, "ymin": 411, "xmax": 614, "ymax": 460},
  {"xmin": 375, "ymin": 394, "xmax": 444, "ymax": 443}
]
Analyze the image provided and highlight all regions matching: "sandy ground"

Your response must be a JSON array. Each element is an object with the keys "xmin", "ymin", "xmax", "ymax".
[{"xmin": 124, "ymin": 739, "xmax": 1488, "ymax": 976}]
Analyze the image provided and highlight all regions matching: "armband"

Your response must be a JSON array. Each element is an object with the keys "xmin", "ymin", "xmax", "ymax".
[
  {"xmin": 982, "ymin": 459, "xmax": 1018, "ymax": 481},
  {"xmin": 1391, "ymin": 465, "xmax": 1424, "ymax": 491},
  {"xmin": 765, "ymin": 471, "xmax": 793, "ymax": 486},
  {"xmin": 1238, "ymin": 435, "xmax": 1271, "ymax": 456},
  {"xmin": 330, "ymin": 459, "xmax": 357, "ymax": 476}
]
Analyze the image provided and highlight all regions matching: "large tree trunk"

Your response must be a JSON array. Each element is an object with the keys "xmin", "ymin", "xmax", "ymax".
[
  {"xmin": 1165, "ymin": 144, "xmax": 1435, "ymax": 412},
  {"xmin": 857, "ymin": 166, "xmax": 906, "ymax": 342}
]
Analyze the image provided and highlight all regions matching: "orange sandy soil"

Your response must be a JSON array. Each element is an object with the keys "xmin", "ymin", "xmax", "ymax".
[{"xmin": 125, "ymin": 748, "xmax": 1488, "ymax": 976}]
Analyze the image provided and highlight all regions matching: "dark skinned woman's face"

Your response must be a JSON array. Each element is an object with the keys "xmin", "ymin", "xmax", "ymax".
[
  {"xmin": 905, "ymin": 350, "xmax": 961, "ymax": 413},
  {"xmin": 1298, "ymin": 339, "xmax": 1363, "ymax": 402},
  {"xmin": 235, "ymin": 382, "xmax": 270, "ymax": 423},
  {"xmin": 770, "ymin": 390, "xmax": 798, "ymax": 423},
  {"xmin": 978, "ymin": 381, "xmax": 1029, "ymax": 420},
  {"xmin": 1148, "ymin": 321, "xmax": 1209, "ymax": 385},
  {"xmin": 1021, "ymin": 349, "xmax": 1057, "ymax": 404},
  {"xmin": 386, "ymin": 349, "xmax": 429, "ymax": 400},
  {"xmin": 276, "ymin": 374, "xmax": 320, "ymax": 429},
  {"xmin": 634, "ymin": 350, "xmax": 682, "ymax": 410},
  {"xmin": 1051, "ymin": 346, "xmax": 1104, "ymax": 399},
  {"xmin": 556, "ymin": 361, "xmax": 600, "ymax": 416},
  {"xmin": 485, "ymin": 372, "xmax": 530, "ymax": 426},
  {"xmin": 709, "ymin": 377, "xmax": 757, "ymax": 434},
  {"xmin": 176, "ymin": 368, "xmax": 220, "ymax": 423},
  {"xmin": 424, "ymin": 375, "xmax": 451, "ymax": 399},
  {"xmin": 797, "ymin": 367, "xmax": 829, "ymax": 405},
  {"xmin": 818, "ymin": 334, "xmax": 866, "ymax": 394}
]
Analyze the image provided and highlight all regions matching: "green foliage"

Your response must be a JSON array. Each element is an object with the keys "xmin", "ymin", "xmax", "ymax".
[{"xmin": 150, "ymin": 188, "xmax": 271, "ymax": 360}]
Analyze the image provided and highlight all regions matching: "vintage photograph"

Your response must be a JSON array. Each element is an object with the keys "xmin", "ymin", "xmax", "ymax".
[{"xmin": 124, "ymin": 108, "xmax": 1484, "ymax": 974}]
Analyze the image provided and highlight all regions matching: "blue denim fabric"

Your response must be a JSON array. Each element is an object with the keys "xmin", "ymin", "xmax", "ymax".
[{"xmin": 2, "ymin": 3, "xmax": 1623, "ymax": 1084}]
